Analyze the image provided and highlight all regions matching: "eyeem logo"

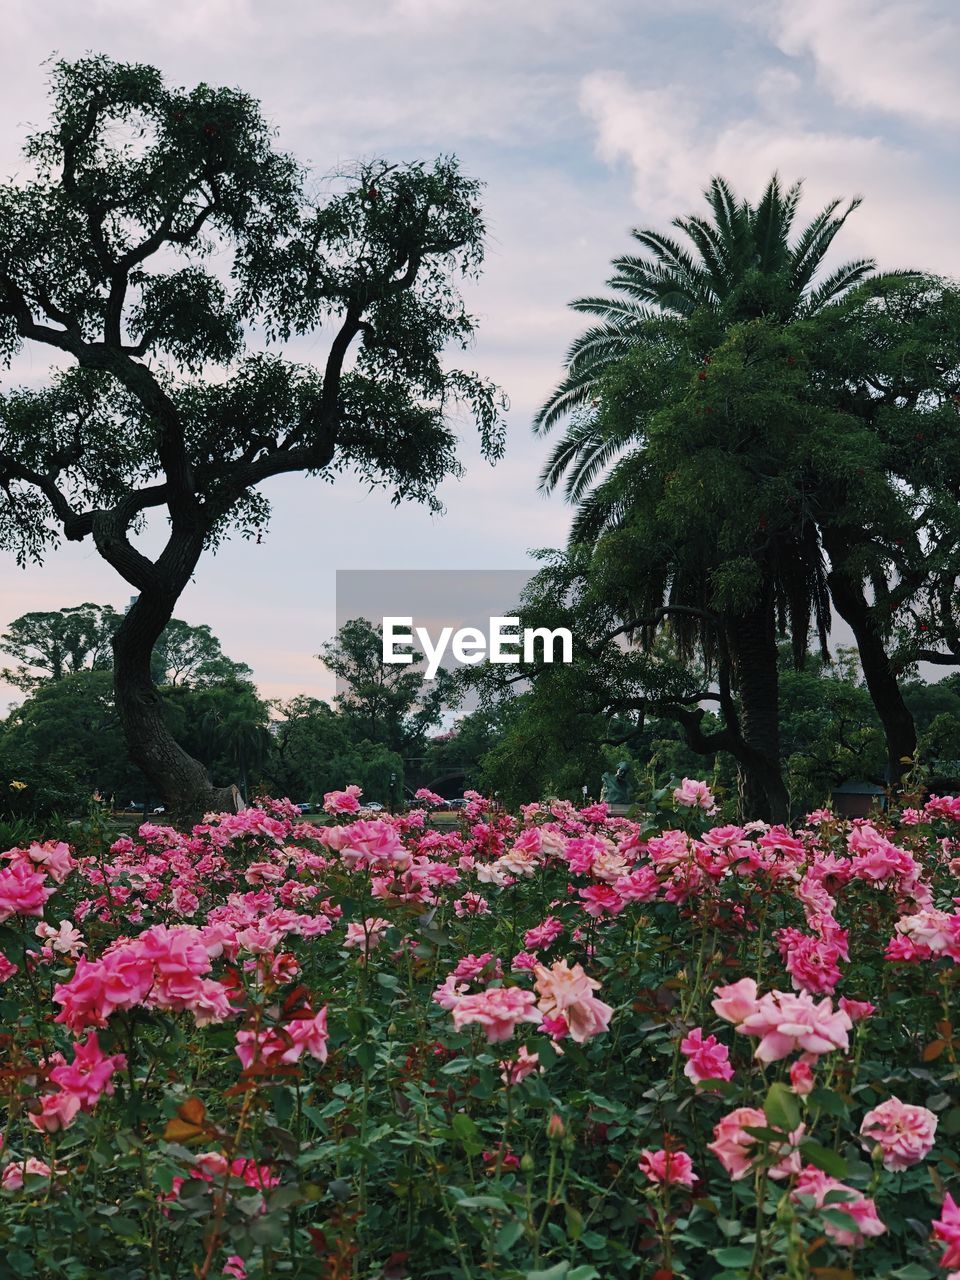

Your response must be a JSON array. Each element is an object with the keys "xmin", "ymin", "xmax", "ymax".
[{"xmin": 383, "ymin": 616, "xmax": 573, "ymax": 680}]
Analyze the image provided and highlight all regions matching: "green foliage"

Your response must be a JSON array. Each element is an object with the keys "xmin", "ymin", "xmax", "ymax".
[{"xmin": 319, "ymin": 617, "xmax": 453, "ymax": 757}]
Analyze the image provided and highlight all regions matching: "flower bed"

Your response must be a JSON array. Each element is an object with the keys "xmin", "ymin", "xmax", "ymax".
[{"xmin": 1, "ymin": 784, "xmax": 960, "ymax": 1278}]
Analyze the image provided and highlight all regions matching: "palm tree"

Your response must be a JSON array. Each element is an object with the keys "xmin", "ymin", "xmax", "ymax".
[
  {"xmin": 537, "ymin": 175, "xmax": 873, "ymax": 433},
  {"xmin": 536, "ymin": 176, "xmax": 881, "ymax": 821}
]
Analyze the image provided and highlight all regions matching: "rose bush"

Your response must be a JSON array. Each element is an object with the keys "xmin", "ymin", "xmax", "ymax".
[{"xmin": 0, "ymin": 786, "xmax": 959, "ymax": 1277}]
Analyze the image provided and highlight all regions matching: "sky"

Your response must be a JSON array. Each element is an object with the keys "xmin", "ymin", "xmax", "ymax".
[{"xmin": 0, "ymin": 0, "xmax": 957, "ymax": 708}]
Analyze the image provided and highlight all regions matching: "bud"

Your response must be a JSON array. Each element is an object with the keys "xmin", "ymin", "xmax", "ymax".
[
  {"xmin": 789, "ymin": 1060, "xmax": 814, "ymax": 1097},
  {"xmin": 519, "ymin": 1153, "xmax": 535, "ymax": 1174},
  {"xmin": 546, "ymin": 1114, "xmax": 565, "ymax": 1142}
]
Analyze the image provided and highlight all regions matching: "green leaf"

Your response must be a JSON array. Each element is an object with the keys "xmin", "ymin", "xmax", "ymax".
[
  {"xmin": 713, "ymin": 1246, "xmax": 755, "ymax": 1267},
  {"xmin": 355, "ymin": 1041, "xmax": 376, "ymax": 1073},
  {"xmin": 451, "ymin": 1112, "xmax": 479, "ymax": 1141},
  {"xmin": 564, "ymin": 1204, "xmax": 584, "ymax": 1241},
  {"xmin": 799, "ymin": 1139, "xmax": 848, "ymax": 1179},
  {"xmin": 496, "ymin": 1219, "xmax": 524, "ymax": 1254},
  {"xmin": 764, "ymin": 1081, "xmax": 800, "ymax": 1131},
  {"xmin": 108, "ymin": 1216, "xmax": 140, "ymax": 1236},
  {"xmin": 455, "ymin": 1195, "xmax": 509, "ymax": 1211},
  {"xmin": 568, "ymin": 1269, "xmax": 601, "ymax": 1280},
  {"xmin": 809, "ymin": 1086, "xmax": 848, "ymax": 1118},
  {"xmin": 526, "ymin": 1265, "xmax": 570, "ymax": 1280}
]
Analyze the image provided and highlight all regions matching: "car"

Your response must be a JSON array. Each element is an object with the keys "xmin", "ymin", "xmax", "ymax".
[
  {"xmin": 127, "ymin": 802, "xmax": 146, "ymax": 812},
  {"xmin": 362, "ymin": 801, "xmax": 384, "ymax": 812},
  {"xmin": 295, "ymin": 802, "xmax": 314, "ymax": 814},
  {"xmin": 152, "ymin": 806, "xmax": 166, "ymax": 815},
  {"xmin": 446, "ymin": 798, "xmax": 470, "ymax": 810}
]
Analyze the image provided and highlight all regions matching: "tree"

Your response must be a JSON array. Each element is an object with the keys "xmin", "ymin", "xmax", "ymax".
[
  {"xmin": 0, "ymin": 56, "xmax": 504, "ymax": 822},
  {"xmin": 263, "ymin": 695, "xmax": 354, "ymax": 801},
  {"xmin": 0, "ymin": 603, "xmax": 119, "ymax": 690},
  {"xmin": 0, "ymin": 669, "xmax": 141, "ymax": 815},
  {"xmin": 0, "ymin": 603, "xmax": 248, "ymax": 693},
  {"xmin": 535, "ymin": 177, "xmax": 959, "ymax": 818},
  {"xmin": 319, "ymin": 617, "xmax": 453, "ymax": 756},
  {"xmin": 165, "ymin": 677, "xmax": 271, "ymax": 798},
  {"xmin": 151, "ymin": 618, "xmax": 251, "ymax": 687}
]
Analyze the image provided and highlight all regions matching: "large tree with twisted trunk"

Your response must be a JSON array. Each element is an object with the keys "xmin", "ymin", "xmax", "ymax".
[{"xmin": 0, "ymin": 56, "xmax": 504, "ymax": 823}]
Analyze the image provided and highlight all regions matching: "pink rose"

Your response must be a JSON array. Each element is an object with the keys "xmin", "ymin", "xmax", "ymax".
[
  {"xmin": 29, "ymin": 1091, "xmax": 81, "ymax": 1133},
  {"xmin": 638, "ymin": 1148, "xmax": 697, "ymax": 1187},
  {"xmin": 934, "ymin": 1193, "xmax": 960, "ymax": 1271},
  {"xmin": 792, "ymin": 1165, "xmax": 885, "ymax": 1247},
  {"xmin": 707, "ymin": 1107, "xmax": 766, "ymax": 1180},
  {"xmin": 680, "ymin": 1027, "xmax": 734, "ymax": 1085},
  {"xmin": 711, "ymin": 977, "xmax": 760, "ymax": 1025},
  {"xmin": 533, "ymin": 959, "xmax": 613, "ymax": 1044},
  {"xmin": 859, "ymin": 1096, "xmax": 937, "ymax": 1170},
  {"xmin": 451, "ymin": 987, "xmax": 542, "ymax": 1043}
]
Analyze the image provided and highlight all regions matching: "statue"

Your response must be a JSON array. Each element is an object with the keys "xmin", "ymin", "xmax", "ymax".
[{"xmin": 600, "ymin": 761, "xmax": 634, "ymax": 807}]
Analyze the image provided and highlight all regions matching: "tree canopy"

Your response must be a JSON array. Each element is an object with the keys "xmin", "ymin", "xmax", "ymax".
[{"xmin": 0, "ymin": 56, "xmax": 504, "ymax": 819}]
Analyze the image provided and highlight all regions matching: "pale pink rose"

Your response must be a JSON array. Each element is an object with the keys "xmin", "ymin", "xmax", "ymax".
[
  {"xmin": 707, "ymin": 1107, "xmax": 767, "ymax": 1180},
  {"xmin": 2, "ymin": 1157, "xmax": 54, "ymax": 1189},
  {"xmin": 284, "ymin": 1008, "xmax": 329, "ymax": 1064},
  {"xmin": 838, "ymin": 997, "xmax": 875, "ymax": 1023},
  {"xmin": 343, "ymin": 917, "xmax": 391, "ymax": 953},
  {"xmin": 35, "ymin": 920, "xmax": 86, "ymax": 957},
  {"xmin": 29, "ymin": 1091, "xmax": 81, "ymax": 1133},
  {"xmin": 451, "ymin": 987, "xmax": 542, "ymax": 1043},
  {"xmin": 323, "ymin": 785, "xmax": 362, "ymax": 815},
  {"xmin": 737, "ymin": 990, "xmax": 852, "ymax": 1063},
  {"xmin": 451, "ymin": 953, "xmax": 502, "ymax": 984},
  {"xmin": 432, "ymin": 975, "xmax": 468, "ymax": 1010},
  {"xmin": 791, "ymin": 1165, "xmax": 886, "ymax": 1247},
  {"xmin": 500, "ymin": 1045, "xmax": 543, "ymax": 1085},
  {"xmin": 25, "ymin": 839, "xmax": 75, "ymax": 882},
  {"xmin": 711, "ymin": 977, "xmax": 760, "ymax": 1025},
  {"xmin": 708, "ymin": 1106, "xmax": 804, "ymax": 1181},
  {"xmin": 638, "ymin": 1148, "xmax": 697, "ymax": 1187},
  {"xmin": 895, "ymin": 908, "xmax": 954, "ymax": 953},
  {"xmin": 859, "ymin": 1096, "xmax": 937, "ymax": 1170},
  {"xmin": 673, "ymin": 777, "xmax": 718, "ymax": 813},
  {"xmin": 533, "ymin": 959, "xmax": 614, "ymax": 1044}
]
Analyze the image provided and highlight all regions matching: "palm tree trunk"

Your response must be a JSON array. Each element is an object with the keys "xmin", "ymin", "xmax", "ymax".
[
  {"xmin": 727, "ymin": 594, "xmax": 790, "ymax": 823},
  {"xmin": 826, "ymin": 559, "xmax": 916, "ymax": 788}
]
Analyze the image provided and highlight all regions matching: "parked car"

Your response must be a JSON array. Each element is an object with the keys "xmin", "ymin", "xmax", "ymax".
[
  {"xmin": 152, "ymin": 806, "xmax": 166, "ymax": 815},
  {"xmin": 295, "ymin": 802, "xmax": 314, "ymax": 814},
  {"xmin": 446, "ymin": 798, "xmax": 470, "ymax": 810},
  {"xmin": 362, "ymin": 801, "xmax": 384, "ymax": 812}
]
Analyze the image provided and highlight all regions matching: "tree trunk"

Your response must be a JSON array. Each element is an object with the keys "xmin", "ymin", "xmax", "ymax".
[
  {"xmin": 826, "ymin": 557, "xmax": 916, "ymax": 789},
  {"xmin": 727, "ymin": 595, "xmax": 790, "ymax": 824},
  {"xmin": 112, "ymin": 587, "xmax": 241, "ymax": 828}
]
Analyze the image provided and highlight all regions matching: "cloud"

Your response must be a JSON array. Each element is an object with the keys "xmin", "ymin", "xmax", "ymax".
[
  {"xmin": 1, "ymin": 0, "xmax": 958, "ymax": 709},
  {"xmin": 578, "ymin": 68, "xmax": 960, "ymax": 278},
  {"xmin": 771, "ymin": 0, "xmax": 960, "ymax": 128}
]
